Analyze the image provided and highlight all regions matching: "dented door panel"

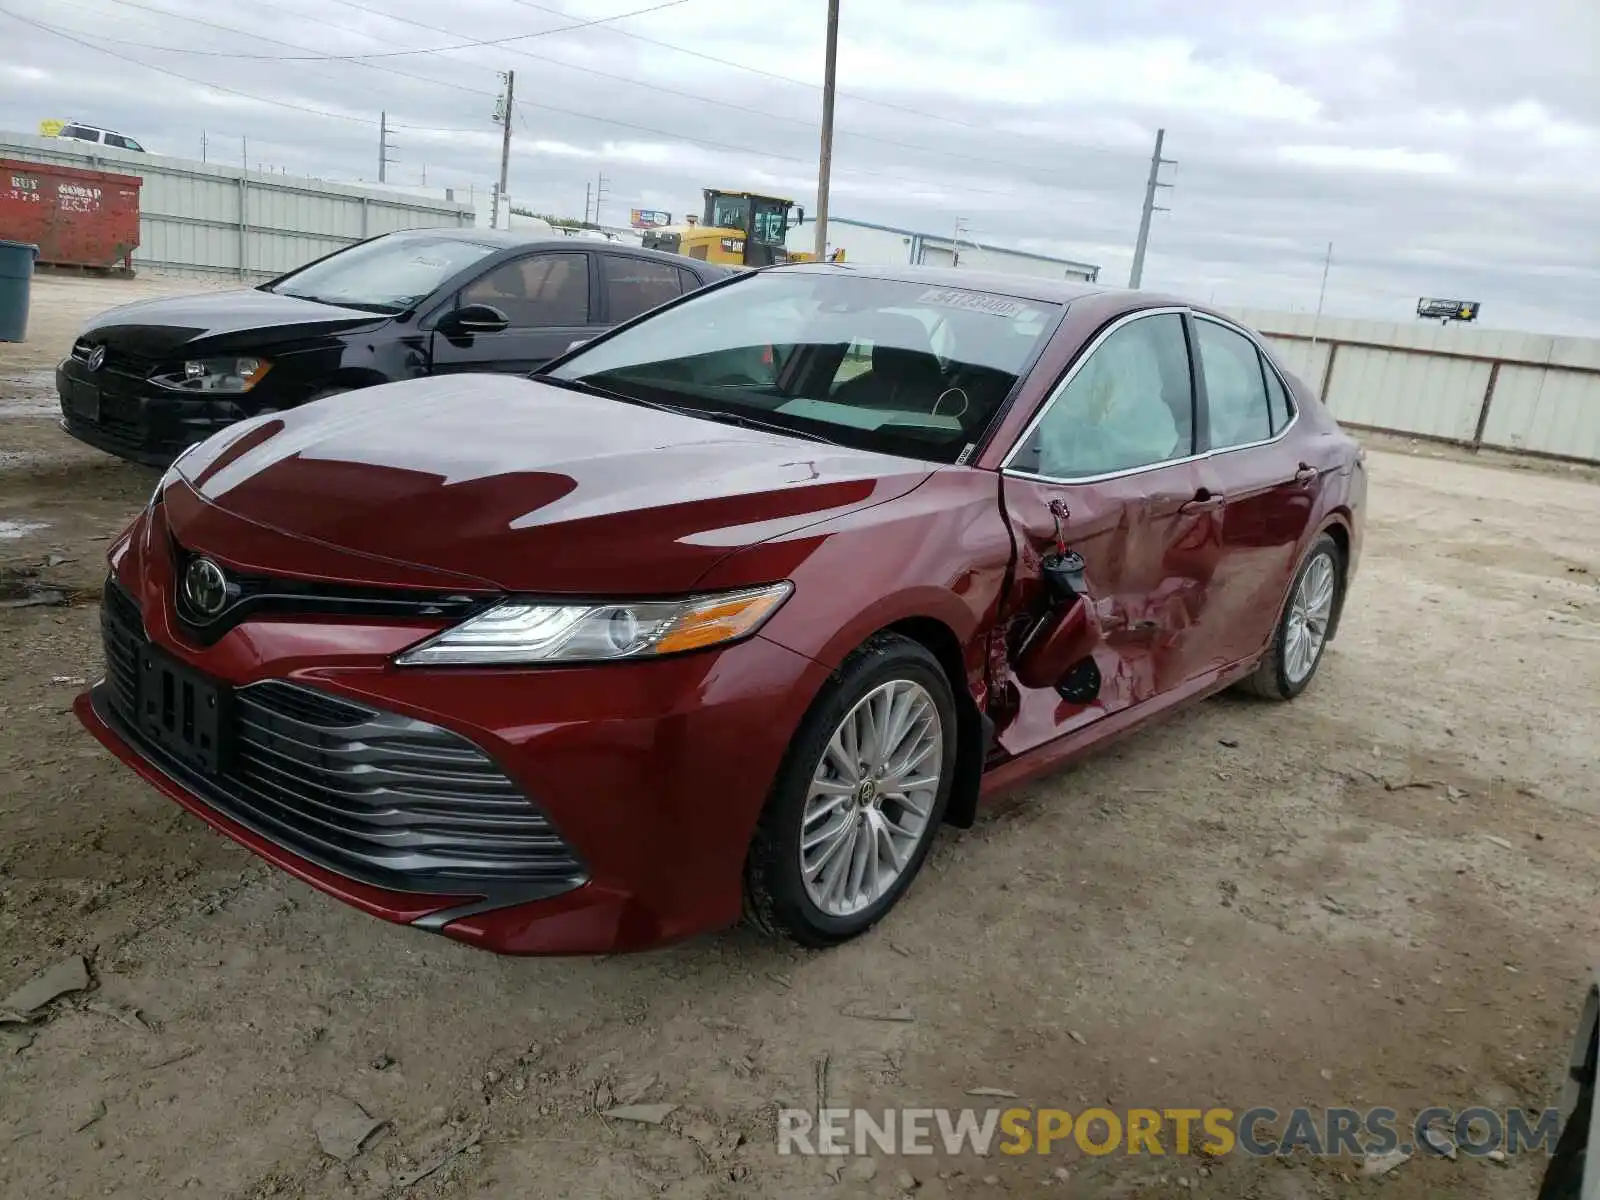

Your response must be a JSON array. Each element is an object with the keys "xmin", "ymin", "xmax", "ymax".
[{"xmin": 992, "ymin": 458, "xmax": 1224, "ymax": 758}]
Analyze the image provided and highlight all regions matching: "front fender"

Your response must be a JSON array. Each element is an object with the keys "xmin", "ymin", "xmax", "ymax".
[{"xmin": 691, "ymin": 469, "xmax": 1012, "ymax": 689}]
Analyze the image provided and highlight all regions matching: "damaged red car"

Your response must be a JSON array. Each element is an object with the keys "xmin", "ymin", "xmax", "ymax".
[{"xmin": 77, "ymin": 264, "xmax": 1365, "ymax": 954}]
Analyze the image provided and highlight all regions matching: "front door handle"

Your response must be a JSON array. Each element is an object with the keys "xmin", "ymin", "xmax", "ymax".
[{"xmin": 1180, "ymin": 488, "xmax": 1224, "ymax": 514}]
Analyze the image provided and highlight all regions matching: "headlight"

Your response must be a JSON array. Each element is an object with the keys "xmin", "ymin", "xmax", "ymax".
[
  {"xmin": 395, "ymin": 582, "xmax": 793, "ymax": 667},
  {"xmin": 152, "ymin": 356, "xmax": 272, "ymax": 393}
]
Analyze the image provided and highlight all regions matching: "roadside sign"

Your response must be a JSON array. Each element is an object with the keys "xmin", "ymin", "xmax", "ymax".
[
  {"xmin": 1417, "ymin": 298, "xmax": 1480, "ymax": 322},
  {"xmin": 38, "ymin": 119, "xmax": 65, "ymax": 138},
  {"xmin": 630, "ymin": 208, "xmax": 671, "ymax": 229}
]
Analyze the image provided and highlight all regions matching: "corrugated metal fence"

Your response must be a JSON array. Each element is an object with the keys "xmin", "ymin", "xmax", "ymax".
[
  {"xmin": 1, "ymin": 132, "xmax": 474, "ymax": 280},
  {"xmin": 1233, "ymin": 308, "xmax": 1600, "ymax": 467}
]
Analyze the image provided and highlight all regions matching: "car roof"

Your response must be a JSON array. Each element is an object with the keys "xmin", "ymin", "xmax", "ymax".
[
  {"xmin": 768, "ymin": 261, "xmax": 1109, "ymax": 305},
  {"xmin": 379, "ymin": 228, "xmax": 723, "ymax": 269}
]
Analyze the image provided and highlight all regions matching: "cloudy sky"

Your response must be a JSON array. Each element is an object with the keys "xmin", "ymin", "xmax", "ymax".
[{"xmin": 2, "ymin": 0, "xmax": 1596, "ymax": 333}]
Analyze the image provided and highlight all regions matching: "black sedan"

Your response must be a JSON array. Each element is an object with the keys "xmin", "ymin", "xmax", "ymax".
[{"xmin": 57, "ymin": 229, "xmax": 732, "ymax": 466}]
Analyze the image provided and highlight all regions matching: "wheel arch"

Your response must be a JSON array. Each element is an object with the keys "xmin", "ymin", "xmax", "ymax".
[
  {"xmin": 876, "ymin": 614, "xmax": 988, "ymax": 830},
  {"xmin": 1317, "ymin": 510, "xmax": 1354, "ymax": 640}
]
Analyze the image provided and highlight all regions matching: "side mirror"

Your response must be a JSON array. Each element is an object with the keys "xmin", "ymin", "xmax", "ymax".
[{"xmin": 441, "ymin": 303, "xmax": 509, "ymax": 336}]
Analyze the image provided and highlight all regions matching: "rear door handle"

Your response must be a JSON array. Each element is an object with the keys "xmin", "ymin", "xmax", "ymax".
[
  {"xmin": 1180, "ymin": 489, "xmax": 1224, "ymax": 514},
  {"xmin": 1294, "ymin": 463, "xmax": 1318, "ymax": 486}
]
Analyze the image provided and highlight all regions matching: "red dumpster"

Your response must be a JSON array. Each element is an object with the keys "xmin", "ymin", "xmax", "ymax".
[{"xmin": 0, "ymin": 158, "xmax": 141, "ymax": 273}]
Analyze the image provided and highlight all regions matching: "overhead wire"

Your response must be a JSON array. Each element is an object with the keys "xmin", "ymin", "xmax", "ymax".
[{"xmin": 2, "ymin": 0, "xmax": 1114, "ymax": 202}]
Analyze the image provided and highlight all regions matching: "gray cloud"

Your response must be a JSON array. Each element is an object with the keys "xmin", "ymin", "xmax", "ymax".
[{"xmin": 1, "ymin": 0, "xmax": 1595, "ymax": 333}]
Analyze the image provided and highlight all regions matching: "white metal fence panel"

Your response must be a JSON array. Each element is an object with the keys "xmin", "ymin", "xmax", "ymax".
[
  {"xmin": 1232, "ymin": 307, "xmax": 1600, "ymax": 466},
  {"xmin": 1324, "ymin": 346, "xmax": 1491, "ymax": 442},
  {"xmin": 0, "ymin": 131, "xmax": 473, "ymax": 280}
]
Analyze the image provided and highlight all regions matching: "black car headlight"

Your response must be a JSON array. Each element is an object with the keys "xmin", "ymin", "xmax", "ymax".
[
  {"xmin": 152, "ymin": 356, "xmax": 273, "ymax": 393},
  {"xmin": 395, "ymin": 583, "xmax": 793, "ymax": 667}
]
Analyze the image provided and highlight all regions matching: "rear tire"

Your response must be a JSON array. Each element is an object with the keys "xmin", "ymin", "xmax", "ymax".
[
  {"xmin": 743, "ymin": 633, "xmax": 958, "ymax": 948},
  {"xmin": 1239, "ymin": 533, "xmax": 1343, "ymax": 701}
]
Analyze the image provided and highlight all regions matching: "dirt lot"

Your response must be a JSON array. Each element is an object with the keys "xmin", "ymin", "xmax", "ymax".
[{"xmin": 1, "ymin": 276, "xmax": 1598, "ymax": 1200}]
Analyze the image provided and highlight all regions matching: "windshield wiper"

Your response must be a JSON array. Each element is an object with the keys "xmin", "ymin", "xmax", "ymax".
[
  {"xmin": 537, "ymin": 375, "xmax": 677, "ymax": 411},
  {"xmin": 671, "ymin": 406, "xmax": 838, "ymax": 445},
  {"xmin": 271, "ymin": 289, "xmax": 402, "ymax": 314},
  {"xmin": 540, "ymin": 377, "xmax": 836, "ymax": 445}
]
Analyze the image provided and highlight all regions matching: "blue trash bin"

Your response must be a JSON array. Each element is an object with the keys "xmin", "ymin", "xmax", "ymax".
[{"xmin": 0, "ymin": 239, "xmax": 40, "ymax": 343}]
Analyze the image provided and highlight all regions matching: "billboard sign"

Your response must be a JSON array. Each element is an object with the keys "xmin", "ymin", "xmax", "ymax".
[
  {"xmin": 38, "ymin": 119, "xmax": 65, "ymax": 138},
  {"xmin": 1417, "ymin": 298, "xmax": 1480, "ymax": 322},
  {"xmin": 630, "ymin": 208, "xmax": 671, "ymax": 229}
]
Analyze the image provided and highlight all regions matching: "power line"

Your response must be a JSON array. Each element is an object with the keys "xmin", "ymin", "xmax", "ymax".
[
  {"xmin": 310, "ymin": 0, "xmax": 1116, "ymax": 183},
  {"xmin": 0, "ymin": 7, "xmax": 408, "ymax": 127},
  {"xmin": 3, "ymin": 2, "xmax": 1108, "ymax": 204},
  {"xmin": 508, "ymin": 0, "xmax": 1085, "ymax": 145},
  {"xmin": 36, "ymin": 0, "xmax": 693, "ymax": 61}
]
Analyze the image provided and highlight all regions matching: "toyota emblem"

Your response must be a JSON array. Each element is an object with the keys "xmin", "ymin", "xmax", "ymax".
[
  {"xmin": 85, "ymin": 345, "xmax": 107, "ymax": 372},
  {"xmin": 181, "ymin": 556, "xmax": 229, "ymax": 620}
]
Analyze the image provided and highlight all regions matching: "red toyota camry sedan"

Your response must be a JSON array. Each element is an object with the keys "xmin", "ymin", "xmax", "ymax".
[{"xmin": 77, "ymin": 263, "xmax": 1365, "ymax": 954}]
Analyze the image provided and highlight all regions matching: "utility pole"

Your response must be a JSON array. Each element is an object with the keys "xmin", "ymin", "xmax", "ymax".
[
  {"xmin": 584, "ymin": 182, "xmax": 592, "ymax": 225},
  {"xmin": 201, "ymin": 130, "xmax": 208, "ymax": 163},
  {"xmin": 1127, "ymin": 127, "xmax": 1175, "ymax": 289},
  {"xmin": 1310, "ymin": 241, "xmax": 1333, "ymax": 349},
  {"xmin": 378, "ymin": 111, "xmax": 399, "ymax": 184},
  {"xmin": 951, "ymin": 216, "xmax": 968, "ymax": 267},
  {"xmin": 493, "ymin": 69, "xmax": 515, "ymax": 229},
  {"xmin": 812, "ymin": 0, "xmax": 840, "ymax": 261},
  {"xmin": 593, "ymin": 171, "xmax": 609, "ymax": 227},
  {"xmin": 241, "ymin": 135, "xmax": 248, "ymax": 172}
]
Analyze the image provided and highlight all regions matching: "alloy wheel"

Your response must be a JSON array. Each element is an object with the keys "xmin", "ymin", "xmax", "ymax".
[
  {"xmin": 1284, "ymin": 550, "xmax": 1337, "ymax": 685},
  {"xmin": 799, "ymin": 679, "xmax": 943, "ymax": 918}
]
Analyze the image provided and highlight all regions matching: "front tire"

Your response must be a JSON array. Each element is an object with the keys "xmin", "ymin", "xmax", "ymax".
[
  {"xmin": 1240, "ymin": 533, "xmax": 1343, "ymax": 700},
  {"xmin": 743, "ymin": 633, "xmax": 958, "ymax": 948}
]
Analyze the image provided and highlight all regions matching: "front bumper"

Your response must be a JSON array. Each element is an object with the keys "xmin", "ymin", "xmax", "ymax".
[
  {"xmin": 78, "ymin": 548, "xmax": 830, "ymax": 954},
  {"xmin": 57, "ymin": 357, "xmax": 251, "ymax": 467}
]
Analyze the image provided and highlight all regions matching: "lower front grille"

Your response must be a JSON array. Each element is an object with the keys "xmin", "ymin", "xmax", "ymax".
[{"xmin": 98, "ymin": 580, "xmax": 586, "ymax": 900}]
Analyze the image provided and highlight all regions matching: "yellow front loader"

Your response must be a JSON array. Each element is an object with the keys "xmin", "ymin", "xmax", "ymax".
[{"xmin": 641, "ymin": 189, "xmax": 845, "ymax": 268}]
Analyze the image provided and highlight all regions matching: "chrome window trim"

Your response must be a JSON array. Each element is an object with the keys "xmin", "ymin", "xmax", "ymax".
[{"xmin": 1000, "ymin": 307, "xmax": 1300, "ymax": 486}]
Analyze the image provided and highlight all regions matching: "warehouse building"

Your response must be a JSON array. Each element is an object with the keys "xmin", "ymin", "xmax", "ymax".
[{"xmin": 786, "ymin": 216, "xmax": 1100, "ymax": 282}]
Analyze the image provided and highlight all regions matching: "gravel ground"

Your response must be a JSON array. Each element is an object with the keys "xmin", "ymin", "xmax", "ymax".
[{"xmin": 1, "ymin": 276, "xmax": 1597, "ymax": 1200}]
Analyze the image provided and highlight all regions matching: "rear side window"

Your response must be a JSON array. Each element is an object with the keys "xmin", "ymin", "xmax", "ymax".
[
  {"xmin": 463, "ymin": 253, "xmax": 589, "ymax": 327},
  {"xmin": 1195, "ymin": 318, "xmax": 1273, "ymax": 449},
  {"xmin": 601, "ymin": 255, "xmax": 683, "ymax": 323},
  {"xmin": 59, "ymin": 126, "xmax": 101, "ymax": 141},
  {"xmin": 677, "ymin": 267, "xmax": 703, "ymax": 294},
  {"xmin": 1262, "ymin": 360, "xmax": 1294, "ymax": 432}
]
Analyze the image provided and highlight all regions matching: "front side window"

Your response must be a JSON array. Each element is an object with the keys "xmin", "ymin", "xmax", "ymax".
[
  {"xmin": 463, "ymin": 253, "xmax": 589, "ymax": 327},
  {"xmin": 601, "ymin": 255, "xmax": 682, "ymax": 323},
  {"xmin": 547, "ymin": 272, "xmax": 1063, "ymax": 464},
  {"xmin": 1007, "ymin": 313, "xmax": 1195, "ymax": 479},
  {"xmin": 1195, "ymin": 319, "xmax": 1274, "ymax": 449},
  {"xmin": 268, "ymin": 233, "xmax": 497, "ymax": 313}
]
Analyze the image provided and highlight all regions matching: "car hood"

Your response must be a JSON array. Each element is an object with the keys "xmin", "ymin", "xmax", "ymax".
[
  {"xmin": 81, "ymin": 288, "xmax": 389, "ymax": 360},
  {"xmin": 172, "ymin": 374, "xmax": 935, "ymax": 594}
]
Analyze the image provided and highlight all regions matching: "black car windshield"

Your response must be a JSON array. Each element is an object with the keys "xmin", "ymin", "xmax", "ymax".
[
  {"xmin": 545, "ymin": 271, "xmax": 1063, "ymax": 463},
  {"xmin": 267, "ymin": 235, "xmax": 497, "ymax": 312}
]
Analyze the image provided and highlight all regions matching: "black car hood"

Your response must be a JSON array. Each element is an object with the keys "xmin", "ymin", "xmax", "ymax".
[{"xmin": 79, "ymin": 288, "xmax": 390, "ymax": 360}]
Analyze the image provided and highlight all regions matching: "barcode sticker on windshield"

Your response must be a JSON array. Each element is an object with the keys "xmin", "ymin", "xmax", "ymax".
[{"xmin": 916, "ymin": 288, "xmax": 1027, "ymax": 318}]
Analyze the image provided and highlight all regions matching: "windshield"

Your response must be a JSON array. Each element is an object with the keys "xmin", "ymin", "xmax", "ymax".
[
  {"xmin": 546, "ymin": 271, "xmax": 1063, "ymax": 464},
  {"xmin": 708, "ymin": 194, "xmax": 750, "ymax": 231},
  {"xmin": 267, "ymin": 234, "xmax": 497, "ymax": 312}
]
